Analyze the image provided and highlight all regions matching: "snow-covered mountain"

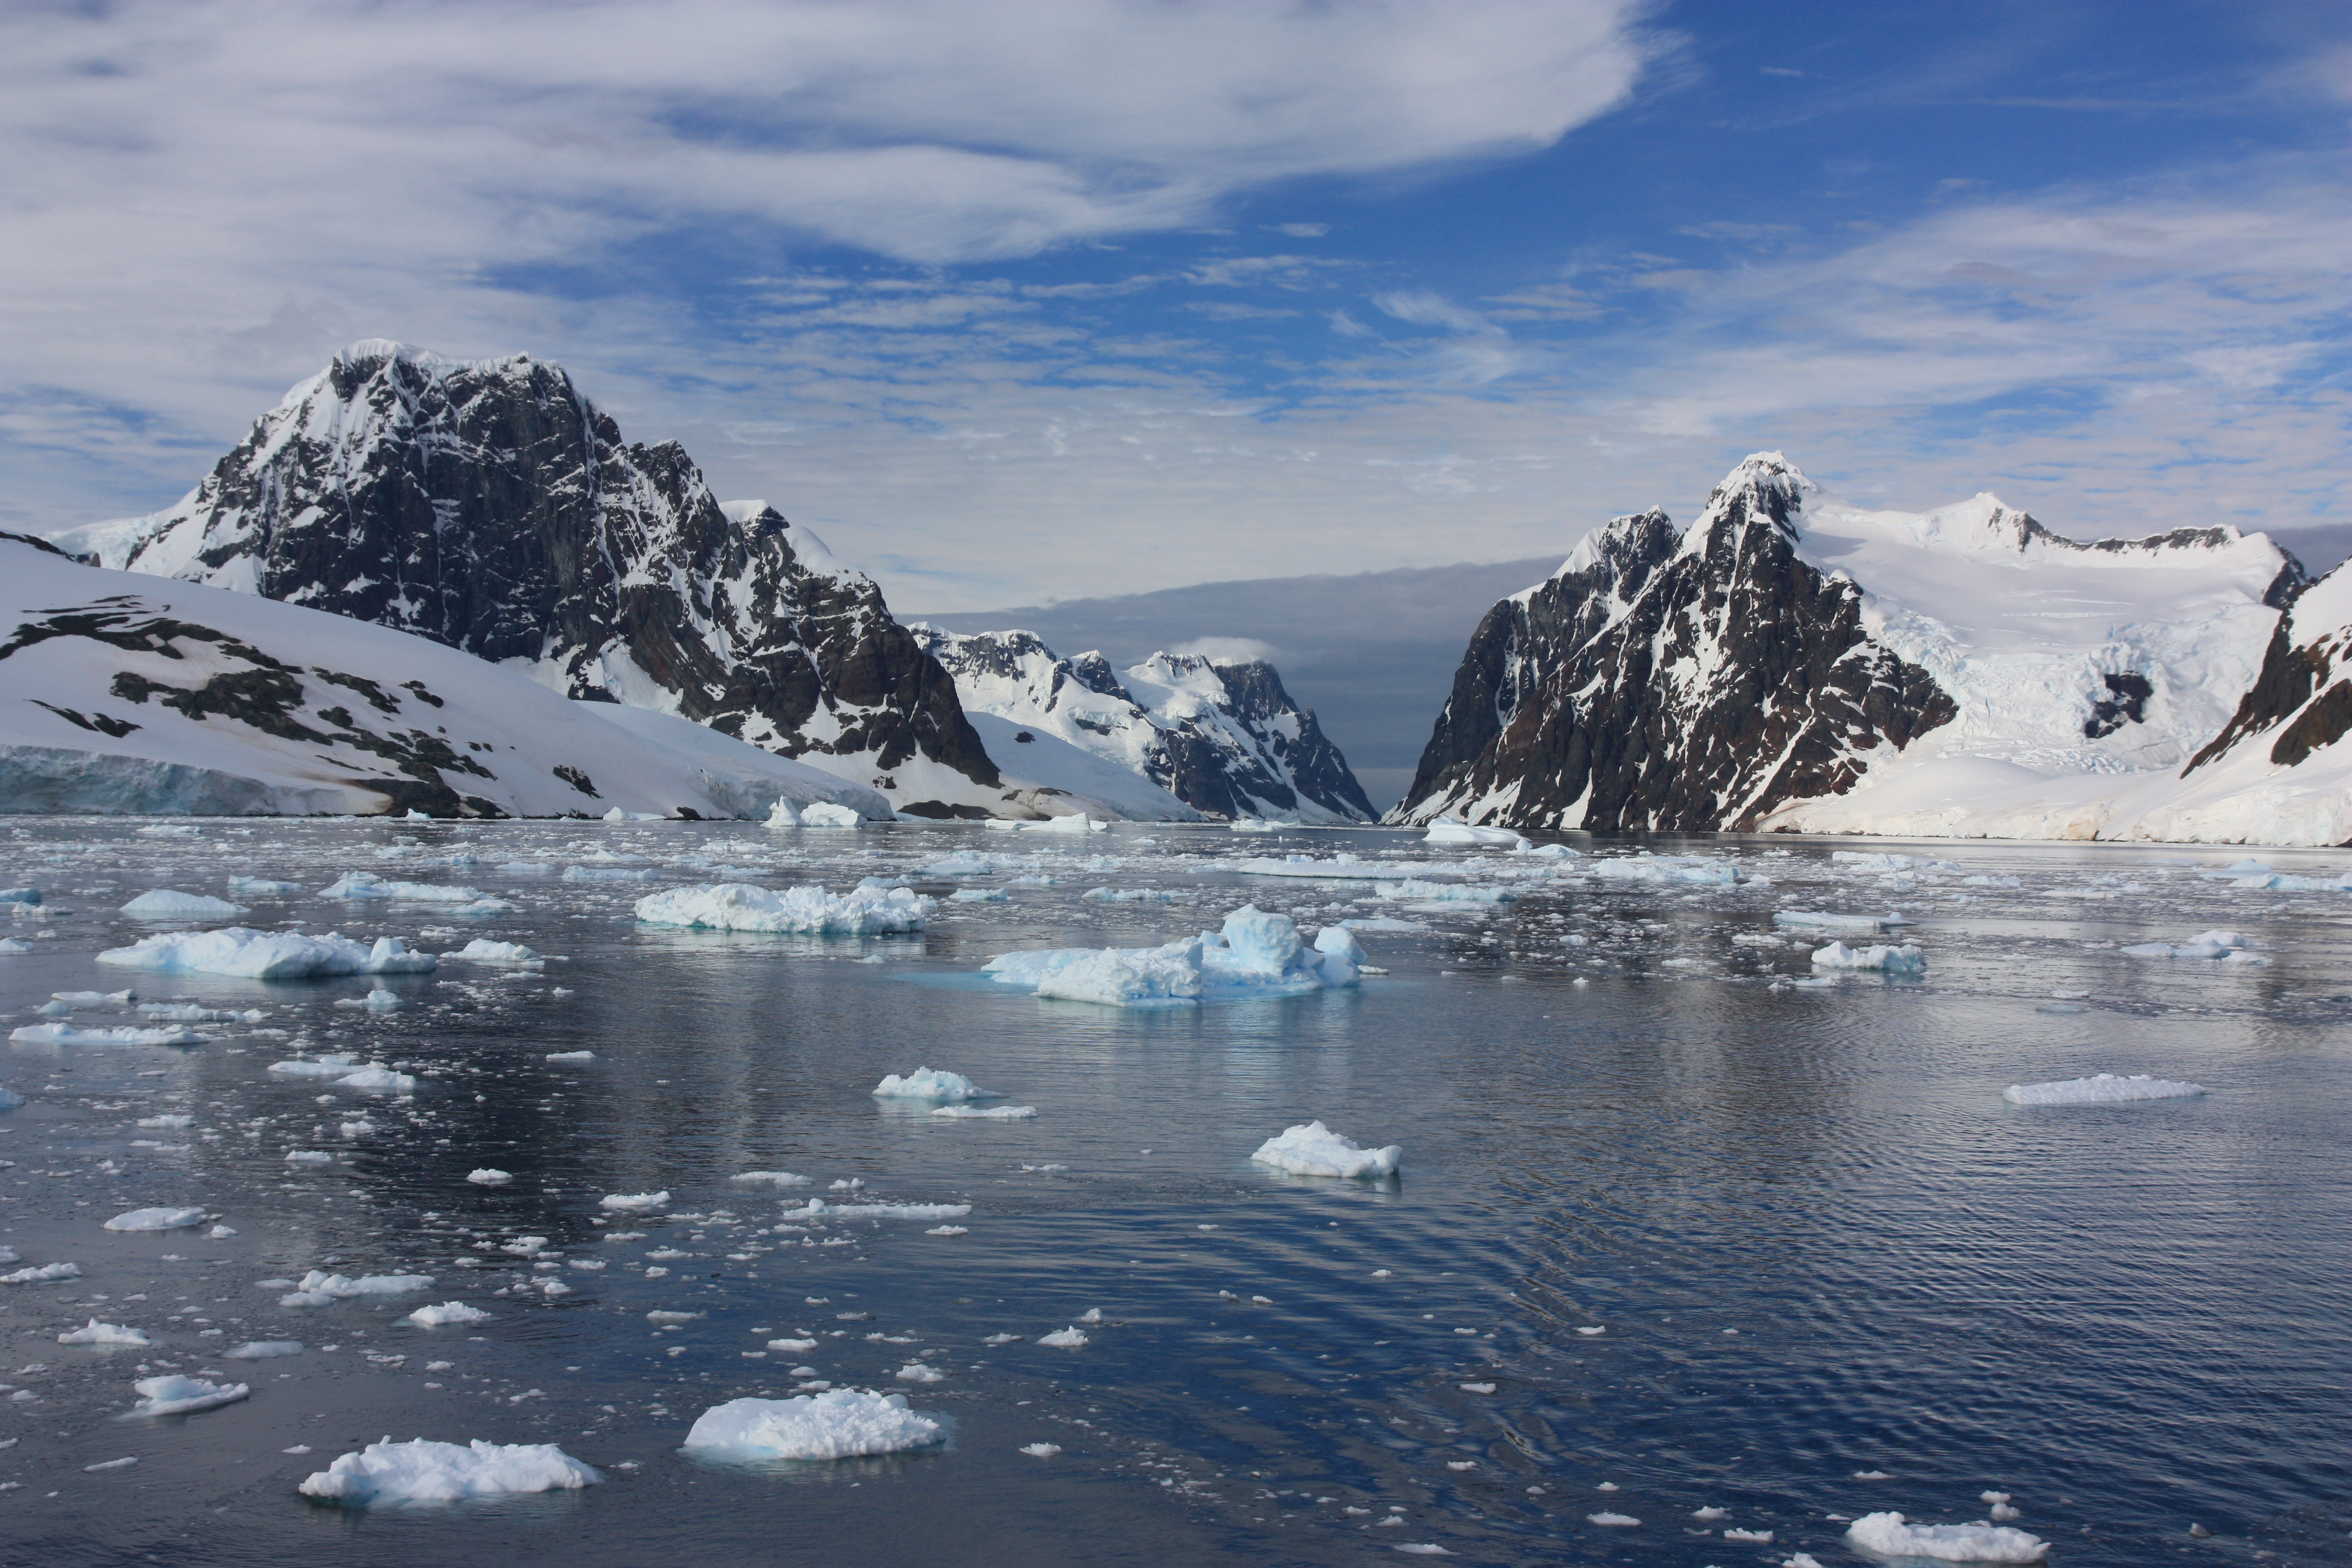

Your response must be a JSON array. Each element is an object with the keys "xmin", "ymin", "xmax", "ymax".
[
  {"xmin": 78, "ymin": 341, "xmax": 1001, "ymax": 817},
  {"xmin": 911, "ymin": 627, "xmax": 1376, "ymax": 823},
  {"xmin": 0, "ymin": 533, "xmax": 891, "ymax": 820},
  {"xmin": 1395, "ymin": 452, "xmax": 2314, "ymax": 840}
]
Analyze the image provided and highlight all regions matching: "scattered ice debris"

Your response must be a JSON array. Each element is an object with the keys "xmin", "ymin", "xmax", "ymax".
[
  {"xmin": 1810, "ymin": 941, "xmax": 1926, "ymax": 972},
  {"xmin": 122, "ymin": 890, "xmax": 248, "ymax": 918},
  {"xmin": 1019, "ymin": 1442, "xmax": 1061, "ymax": 1458},
  {"xmin": 58, "ymin": 1320, "xmax": 152, "ymax": 1346},
  {"xmin": 544, "ymin": 1050, "xmax": 595, "ymax": 1063},
  {"xmin": 1082, "ymin": 886, "xmax": 1179, "ymax": 902},
  {"xmin": 600, "ymin": 1191, "xmax": 669, "ymax": 1212},
  {"xmin": 1037, "ymin": 1326, "xmax": 1088, "ymax": 1348},
  {"xmin": 131, "ymin": 1374, "xmax": 249, "ymax": 1416},
  {"xmin": 10, "ymin": 1023, "xmax": 210, "ymax": 1047},
  {"xmin": 1374, "ymin": 879, "xmax": 1515, "ymax": 904},
  {"xmin": 1844, "ymin": 1511, "xmax": 2048, "ymax": 1562},
  {"xmin": 933, "ymin": 1104, "xmax": 1036, "ymax": 1119},
  {"xmin": 442, "ymin": 939, "xmax": 545, "ymax": 967},
  {"xmin": 1250, "ymin": 1120, "xmax": 1403, "ymax": 1179},
  {"xmin": 299, "ymin": 1438, "xmax": 601, "ymax": 1504},
  {"xmin": 1774, "ymin": 910, "xmax": 1899, "ymax": 933},
  {"xmin": 406, "ymin": 1302, "xmax": 492, "ymax": 1327},
  {"xmin": 1592, "ymin": 853, "xmax": 1740, "ymax": 885},
  {"xmin": 872, "ymin": 1068, "xmax": 1000, "ymax": 1103},
  {"xmin": 1981, "ymin": 1491, "xmax": 2021, "ymax": 1522},
  {"xmin": 1423, "ymin": 817, "xmax": 1528, "ymax": 848},
  {"xmin": 1587, "ymin": 1512, "xmax": 1641, "ymax": 1527},
  {"xmin": 982, "ymin": 905, "xmax": 1348, "ymax": 1007},
  {"xmin": 98, "ymin": 929, "xmax": 435, "ymax": 980},
  {"xmin": 138, "ymin": 1003, "xmax": 264, "ymax": 1023},
  {"xmin": 778, "ymin": 1199, "xmax": 971, "ymax": 1222},
  {"xmin": 269, "ymin": 1053, "xmax": 360, "ymax": 1077},
  {"xmin": 224, "ymin": 1341, "xmax": 304, "ymax": 1359},
  {"xmin": 562, "ymin": 864, "xmax": 656, "ymax": 883},
  {"xmin": 2002, "ymin": 1075, "xmax": 2206, "ymax": 1106},
  {"xmin": 729, "ymin": 1171, "xmax": 813, "ymax": 1188},
  {"xmin": 103, "ymin": 1206, "xmax": 206, "ymax": 1232},
  {"xmin": 3, "ymin": 1262, "xmax": 82, "ymax": 1283},
  {"xmin": 683, "ymin": 1390, "xmax": 944, "ymax": 1461},
  {"xmin": 634, "ymin": 883, "xmax": 931, "ymax": 934}
]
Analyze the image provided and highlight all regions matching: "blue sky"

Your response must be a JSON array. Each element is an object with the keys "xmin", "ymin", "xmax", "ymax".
[{"xmin": 4, "ymin": 1, "xmax": 2346, "ymax": 609}]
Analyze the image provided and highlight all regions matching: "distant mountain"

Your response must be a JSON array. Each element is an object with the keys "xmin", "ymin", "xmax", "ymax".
[
  {"xmin": 910, "ymin": 627, "xmax": 1376, "ymax": 823},
  {"xmin": 0, "ymin": 533, "xmax": 891, "ymax": 819},
  {"xmin": 1396, "ymin": 452, "xmax": 2322, "ymax": 841},
  {"xmin": 81, "ymin": 341, "xmax": 1001, "ymax": 817}
]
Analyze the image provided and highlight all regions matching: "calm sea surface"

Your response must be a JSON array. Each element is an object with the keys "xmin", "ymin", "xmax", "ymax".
[{"xmin": 0, "ymin": 818, "xmax": 2345, "ymax": 1567}]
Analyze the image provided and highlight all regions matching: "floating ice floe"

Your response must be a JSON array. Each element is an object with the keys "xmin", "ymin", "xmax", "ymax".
[
  {"xmin": 9, "ymin": 1023, "xmax": 209, "ymax": 1047},
  {"xmin": 1036, "ymin": 1326, "xmax": 1088, "ymax": 1348},
  {"xmin": 2003, "ymin": 1074, "xmax": 2207, "ymax": 1106},
  {"xmin": 1422, "ymin": 816, "xmax": 1529, "ymax": 848},
  {"xmin": 1082, "ymin": 886, "xmax": 1179, "ymax": 902},
  {"xmin": 1810, "ymin": 941, "xmax": 1927, "ymax": 972},
  {"xmin": 122, "ymin": 890, "xmax": 248, "ymax": 918},
  {"xmin": 98, "ymin": 928, "xmax": 435, "ymax": 980},
  {"xmin": 300, "ymin": 1438, "xmax": 601, "ymax": 1504},
  {"xmin": 545, "ymin": 1050, "xmax": 594, "ymax": 1062},
  {"xmin": 0, "ymin": 886, "xmax": 41, "ymax": 905},
  {"xmin": 932, "ymin": 1104, "xmax": 1036, "ymax": 1119},
  {"xmin": 406, "ymin": 1301, "xmax": 492, "ymax": 1327},
  {"xmin": 333, "ymin": 1064, "xmax": 417, "ymax": 1093},
  {"xmin": 600, "ymin": 1191, "xmax": 669, "ymax": 1211},
  {"xmin": 1232, "ymin": 852, "xmax": 1394, "ymax": 880},
  {"xmin": 138, "ymin": 1003, "xmax": 264, "ymax": 1023},
  {"xmin": 268, "ymin": 1054, "xmax": 358, "ymax": 1077},
  {"xmin": 683, "ymin": 1389, "xmax": 944, "ymax": 1461},
  {"xmin": 440, "ymin": 939, "xmax": 545, "ymax": 966},
  {"xmin": 894, "ymin": 1363, "xmax": 945, "ymax": 1384},
  {"xmin": 0, "ymin": 1086, "xmax": 23, "ymax": 1109},
  {"xmin": 3, "ymin": 1262, "xmax": 81, "ymax": 1283},
  {"xmin": 2229, "ymin": 869, "xmax": 2352, "ymax": 891},
  {"xmin": 1374, "ymin": 879, "xmax": 1515, "ymax": 904},
  {"xmin": 224, "ymin": 1341, "xmax": 303, "ymax": 1359},
  {"xmin": 635, "ymin": 883, "xmax": 932, "ymax": 935},
  {"xmin": 1774, "ymin": 910, "xmax": 1901, "ymax": 932},
  {"xmin": 131, "ymin": 1374, "xmax": 248, "ymax": 1416},
  {"xmin": 981, "ymin": 905, "xmax": 1355, "ymax": 1007},
  {"xmin": 1251, "ymin": 1120, "xmax": 1403, "ymax": 1179},
  {"xmin": 1844, "ymin": 1511, "xmax": 2048, "ymax": 1562},
  {"xmin": 1592, "ymin": 854, "xmax": 1739, "ymax": 885},
  {"xmin": 103, "ymin": 1206, "xmax": 206, "ymax": 1232},
  {"xmin": 58, "ymin": 1319, "xmax": 151, "ymax": 1346},
  {"xmin": 563, "ymin": 864, "xmax": 656, "ymax": 883},
  {"xmin": 950, "ymin": 887, "xmax": 1008, "ymax": 902},
  {"xmin": 871, "ymin": 1068, "xmax": 1000, "ymax": 1103},
  {"xmin": 2120, "ymin": 930, "xmax": 2262, "ymax": 961},
  {"xmin": 318, "ymin": 872, "xmax": 494, "ymax": 904},
  {"xmin": 729, "ymin": 1171, "xmax": 813, "ymax": 1187},
  {"xmin": 287, "ymin": 1270, "xmax": 434, "ymax": 1302},
  {"xmin": 779, "ymin": 1199, "xmax": 971, "ymax": 1222},
  {"xmin": 1587, "ymin": 1511, "xmax": 1641, "ymax": 1527},
  {"xmin": 0, "ymin": 938, "xmax": 31, "ymax": 955},
  {"xmin": 226, "ymin": 876, "xmax": 303, "ymax": 895},
  {"xmin": 1020, "ymin": 1442, "xmax": 1061, "ymax": 1458},
  {"xmin": 983, "ymin": 813, "xmax": 1106, "ymax": 835}
]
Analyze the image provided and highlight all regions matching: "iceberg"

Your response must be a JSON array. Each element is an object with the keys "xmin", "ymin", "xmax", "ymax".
[
  {"xmin": 684, "ymin": 1389, "xmax": 944, "ymax": 1461},
  {"xmin": 299, "ymin": 1438, "xmax": 601, "ymax": 1504},
  {"xmin": 872, "ymin": 1067, "xmax": 999, "ymax": 1103},
  {"xmin": 130, "ymin": 1374, "xmax": 249, "ymax": 1416},
  {"xmin": 122, "ymin": 890, "xmax": 248, "ymax": 918},
  {"xmin": 98, "ymin": 928, "xmax": 435, "ymax": 979},
  {"xmin": 1844, "ymin": 1511, "xmax": 2048, "ymax": 1562},
  {"xmin": 635, "ymin": 882, "xmax": 932, "ymax": 935},
  {"xmin": 1422, "ymin": 816, "xmax": 1528, "ymax": 848},
  {"xmin": 1250, "ymin": 1120, "xmax": 1403, "ymax": 1179},
  {"xmin": 798, "ymin": 802, "xmax": 865, "ymax": 828},
  {"xmin": 982, "ymin": 905, "xmax": 1349, "ymax": 1008},
  {"xmin": 1810, "ymin": 941, "xmax": 1927, "ymax": 972},
  {"xmin": 405, "ymin": 1301, "xmax": 492, "ymax": 1327},
  {"xmin": 2003, "ymin": 1074, "xmax": 2207, "ymax": 1106},
  {"xmin": 600, "ymin": 1191, "xmax": 669, "ymax": 1211}
]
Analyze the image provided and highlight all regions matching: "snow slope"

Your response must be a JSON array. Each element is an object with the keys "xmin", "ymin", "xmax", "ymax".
[{"xmin": 0, "ymin": 535, "xmax": 891, "ymax": 819}]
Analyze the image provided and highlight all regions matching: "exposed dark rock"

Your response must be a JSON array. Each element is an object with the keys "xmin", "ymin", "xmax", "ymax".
[
  {"xmin": 2186, "ymin": 568, "xmax": 2352, "ymax": 775},
  {"xmin": 2084, "ymin": 672, "xmax": 2154, "ymax": 739}
]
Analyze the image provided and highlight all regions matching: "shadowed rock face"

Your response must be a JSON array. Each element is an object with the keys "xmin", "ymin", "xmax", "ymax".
[
  {"xmin": 1393, "ymin": 458, "xmax": 1957, "ymax": 832},
  {"xmin": 115, "ymin": 343, "xmax": 994, "ymax": 798},
  {"xmin": 2187, "ymin": 567, "xmax": 2351, "ymax": 777}
]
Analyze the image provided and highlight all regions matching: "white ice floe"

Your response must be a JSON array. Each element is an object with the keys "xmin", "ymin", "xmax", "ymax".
[
  {"xmin": 1019, "ymin": 1442, "xmax": 1061, "ymax": 1457},
  {"xmin": 299, "ymin": 1438, "xmax": 601, "ymax": 1504},
  {"xmin": 984, "ymin": 813, "xmax": 1106, "ymax": 835},
  {"xmin": 1811, "ymin": 941, "xmax": 1926, "ymax": 972},
  {"xmin": 406, "ymin": 1301, "xmax": 492, "ymax": 1327},
  {"xmin": 335, "ymin": 1064, "xmax": 416, "ymax": 1092},
  {"xmin": 138, "ymin": 1003, "xmax": 263, "ymax": 1023},
  {"xmin": 683, "ymin": 1389, "xmax": 944, "ymax": 1461},
  {"xmin": 122, "ymin": 890, "xmax": 247, "ymax": 918},
  {"xmin": 635, "ymin": 883, "xmax": 931, "ymax": 935},
  {"xmin": 2002, "ymin": 1074, "xmax": 2207, "ymax": 1106},
  {"xmin": 1844, "ymin": 1511, "xmax": 2049, "ymax": 1562},
  {"xmin": 981, "ymin": 905, "xmax": 1350, "ymax": 1008},
  {"xmin": 1587, "ymin": 1512, "xmax": 1641, "ymax": 1527},
  {"xmin": 130, "ymin": 1373, "xmax": 248, "ymax": 1415},
  {"xmin": 318, "ymin": 872, "xmax": 492, "ymax": 904},
  {"xmin": 1593, "ymin": 853, "xmax": 1739, "ymax": 885},
  {"xmin": 932, "ymin": 1104, "xmax": 1036, "ymax": 1119},
  {"xmin": 1374, "ymin": 879, "xmax": 1515, "ymax": 904},
  {"xmin": 1423, "ymin": 816, "xmax": 1529, "ymax": 848},
  {"xmin": 600, "ymin": 1191, "xmax": 669, "ymax": 1211},
  {"xmin": 1250, "ymin": 1120, "xmax": 1403, "ymax": 1179},
  {"xmin": 798, "ymin": 802, "xmax": 864, "ymax": 829},
  {"xmin": 1037, "ymin": 1327, "xmax": 1088, "ymax": 1348},
  {"xmin": 103, "ymin": 1206, "xmax": 206, "ymax": 1232},
  {"xmin": 465, "ymin": 1168, "xmax": 513, "ymax": 1185},
  {"xmin": 290, "ymin": 1270, "xmax": 434, "ymax": 1299},
  {"xmin": 2121, "ymin": 929, "xmax": 2255, "ymax": 959},
  {"xmin": 268, "ymin": 1053, "xmax": 359, "ymax": 1077},
  {"xmin": 730, "ymin": 1171, "xmax": 813, "ymax": 1187},
  {"xmin": 949, "ymin": 887, "xmax": 1008, "ymax": 902},
  {"xmin": 778, "ymin": 1199, "xmax": 971, "ymax": 1222},
  {"xmin": 3, "ymin": 1262, "xmax": 81, "ymax": 1283},
  {"xmin": 227, "ymin": 875, "xmax": 303, "ymax": 895},
  {"xmin": 1228, "ymin": 853, "xmax": 1395, "ymax": 880},
  {"xmin": 1775, "ymin": 910, "xmax": 1901, "ymax": 932},
  {"xmin": 58, "ymin": 1319, "xmax": 151, "ymax": 1346},
  {"xmin": 870, "ymin": 1068, "xmax": 999, "ymax": 1103},
  {"xmin": 0, "ymin": 1086, "xmax": 24, "ymax": 1108},
  {"xmin": 894, "ymin": 1363, "xmax": 945, "ymax": 1384},
  {"xmin": 224, "ymin": 1340, "xmax": 303, "ymax": 1359},
  {"xmin": 284, "ymin": 1150, "xmax": 334, "ymax": 1166},
  {"xmin": 98, "ymin": 928, "xmax": 435, "ymax": 980},
  {"xmin": 0, "ymin": 938, "xmax": 31, "ymax": 955},
  {"xmin": 545, "ymin": 1050, "xmax": 594, "ymax": 1062},
  {"xmin": 442, "ymin": 939, "xmax": 544, "ymax": 966},
  {"xmin": 10, "ymin": 1023, "xmax": 209, "ymax": 1047}
]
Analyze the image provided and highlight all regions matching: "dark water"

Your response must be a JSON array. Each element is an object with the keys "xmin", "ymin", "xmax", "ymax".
[{"xmin": 0, "ymin": 818, "xmax": 2346, "ymax": 1566}]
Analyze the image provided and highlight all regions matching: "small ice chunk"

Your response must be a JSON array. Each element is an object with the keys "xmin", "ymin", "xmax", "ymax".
[
  {"xmin": 1587, "ymin": 1512, "xmax": 1640, "ymax": 1527},
  {"xmin": 103, "ymin": 1206, "xmax": 207, "ymax": 1232},
  {"xmin": 683, "ymin": 1389, "xmax": 944, "ymax": 1461},
  {"xmin": 600, "ymin": 1191, "xmax": 669, "ymax": 1211},
  {"xmin": 931, "ymin": 1104, "xmax": 1036, "ymax": 1119},
  {"xmin": 3, "ymin": 1262, "xmax": 81, "ymax": 1283},
  {"xmin": 299, "ymin": 1438, "xmax": 600, "ymax": 1504},
  {"xmin": 1037, "ymin": 1327, "xmax": 1088, "ymax": 1348},
  {"xmin": 135, "ymin": 1114, "xmax": 195, "ymax": 1130},
  {"xmin": 442, "ymin": 939, "xmax": 543, "ymax": 967},
  {"xmin": 1810, "ymin": 941, "xmax": 1926, "ymax": 972},
  {"xmin": 224, "ymin": 1340, "xmax": 304, "ymax": 1359},
  {"xmin": 406, "ymin": 1302, "xmax": 492, "ymax": 1327},
  {"xmin": 122, "ymin": 890, "xmax": 248, "ymax": 918},
  {"xmin": 872, "ymin": 1068, "xmax": 1000, "ymax": 1103},
  {"xmin": 99, "ymin": 928, "xmax": 435, "ymax": 981},
  {"xmin": 2002, "ymin": 1075, "xmax": 2206, "ymax": 1106},
  {"xmin": 466, "ymin": 1169, "xmax": 514, "ymax": 1185},
  {"xmin": 545, "ymin": 1051, "xmax": 594, "ymax": 1063},
  {"xmin": 635, "ymin": 883, "xmax": 928, "ymax": 935},
  {"xmin": 1844, "ymin": 1511, "xmax": 2049, "ymax": 1562},
  {"xmin": 894, "ymin": 1362, "xmax": 945, "ymax": 1383},
  {"xmin": 1019, "ymin": 1442, "xmax": 1061, "ymax": 1458},
  {"xmin": 1250, "ymin": 1120, "xmax": 1402, "ymax": 1179},
  {"xmin": 58, "ymin": 1319, "xmax": 152, "ymax": 1346},
  {"xmin": 730, "ymin": 1170, "xmax": 813, "ymax": 1187},
  {"xmin": 292, "ymin": 1270, "xmax": 435, "ymax": 1298},
  {"xmin": 284, "ymin": 1150, "xmax": 335, "ymax": 1165},
  {"xmin": 333, "ymin": 1065, "xmax": 416, "ymax": 1093},
  {"xmin": 131, "ymin": 1374, "xmax": 248, "ymax": 1415}
]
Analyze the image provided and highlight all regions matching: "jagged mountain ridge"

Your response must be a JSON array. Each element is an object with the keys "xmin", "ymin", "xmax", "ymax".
[
  {"xmin": 912, "ymin": 627, "xmax": 1376, "ymax": 823},
  {"xmin": 1396, "ymin": 452, "xmax": 2308, "ymax": 835},
  {"xmin": 96, "ymin": 341, "xmax": 999, "ymax": 815}
]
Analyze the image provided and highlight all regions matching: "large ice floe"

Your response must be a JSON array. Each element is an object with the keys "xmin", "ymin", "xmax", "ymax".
[
  {"xmin": 2003, "ymin": 1075, "xmax": 2207, "ymax": 1106},
  {"xmin": 982, "ymin": 906, "xmax": 1359, "ymax": 1007},
  {"xmin": 121, "ymin": 890, "xmax": 246, "ymax": 918},
  {"xmin": 97, "ymin": 928, "xmax": 435, "ymax": 979},
  {"xmin": 634, "ymin": 883, "xmax": 931, "ymax": 935},
  {"xmin": 1845, "ymin": 1510, "xmax": 2049, "ymax": 1562},
  {"xmin": 683, "ymin": 1389, "xmax": 945, "ymax": 1462},
  {"xmin": 1810, "ymin": 941, "xmax": 1927, "ymax": 972},
  {"xmin": 298, "ymin": 1438, "xmax": 602, "ymax": 1504},
  {"xmin": 1250, "ymin": 1121, "xmax": 1403, "ymax": 1179},
  {"xmin": 130, "ymin": 1374, "xmax": 249, "ymax": 1416},
  {"xmin": 872, "ymin": 1068, "xmax": 999, "ymax": 1103},
  {"xmin": 102, "ymin": 1206, "xmax": 207, "ymax": 1232},
  {"xmin": 10, "ymin": 1023, "xmax": 209, "ymax": 1047}
]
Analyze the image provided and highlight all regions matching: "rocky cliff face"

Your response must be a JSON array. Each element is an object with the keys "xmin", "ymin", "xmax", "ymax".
[
  {"xmin": 2186, "ymin": 563, "xmax": 2350, "ymax": 776},
  {"xmin": 1392, "ymin": 454, "xmax": 1958, "ymax": 831},
  {"xmin": 102, "ymin": 341, "xmax": 999, "ymax": 814},
  {"xmin": 913, "ymin": 627, "xmax": 1376, "ymax": 823}
]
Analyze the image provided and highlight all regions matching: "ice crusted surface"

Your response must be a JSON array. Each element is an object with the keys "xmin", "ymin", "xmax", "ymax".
[
  {"xmin": 122, "ymin": 889, "xmax": 247, "ymax": 918},
  {"xmin": 635, "ymin": 883, "xmax": 930, "ymax": 934},
  {"xmin": 683, "ymin": 1389, "xmax": 944, "ymax": 1461},
  {"xmin": 2004, "ymin": 1074, "xmax": 2207, "ymax": 1106},
  {"xmin": 1845, "ymin": 1511, "xmax": 2049, "ymax": 1562},
  {"xmin": 299, "ymin": 1438, "xmax": 601, "ymax": 1504},
  {"xmin": 1251, "ymin": 1121, "xmax": 1403, "ymax": 1179},
  {"xmin": 102, "ymin": 1206, "xmax": 206, "ymax": 1232},
  {"xmin": 131, "ymin": 1374, "xmax": 249, "ymax": 1416},
  {"xmin": 97, "ymin": 928, "xmax": 435, "ymax": 979},
  {"xmin": 1811, "ymin": 941, "xmax": 1926, "ymax": 972},
  {"xmin": 982, "ymin": 905, "xmax": 1346, "ymax": 1007},
  {"xmin": 872, "ymin": 1068, "xmax": 998, "ymax": 1103}
]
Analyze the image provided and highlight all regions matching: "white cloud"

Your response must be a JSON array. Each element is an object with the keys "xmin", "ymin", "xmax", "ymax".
[{"xmin": 1169, "ymin": 636, "xmax": 1281, "ymax": 664}]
